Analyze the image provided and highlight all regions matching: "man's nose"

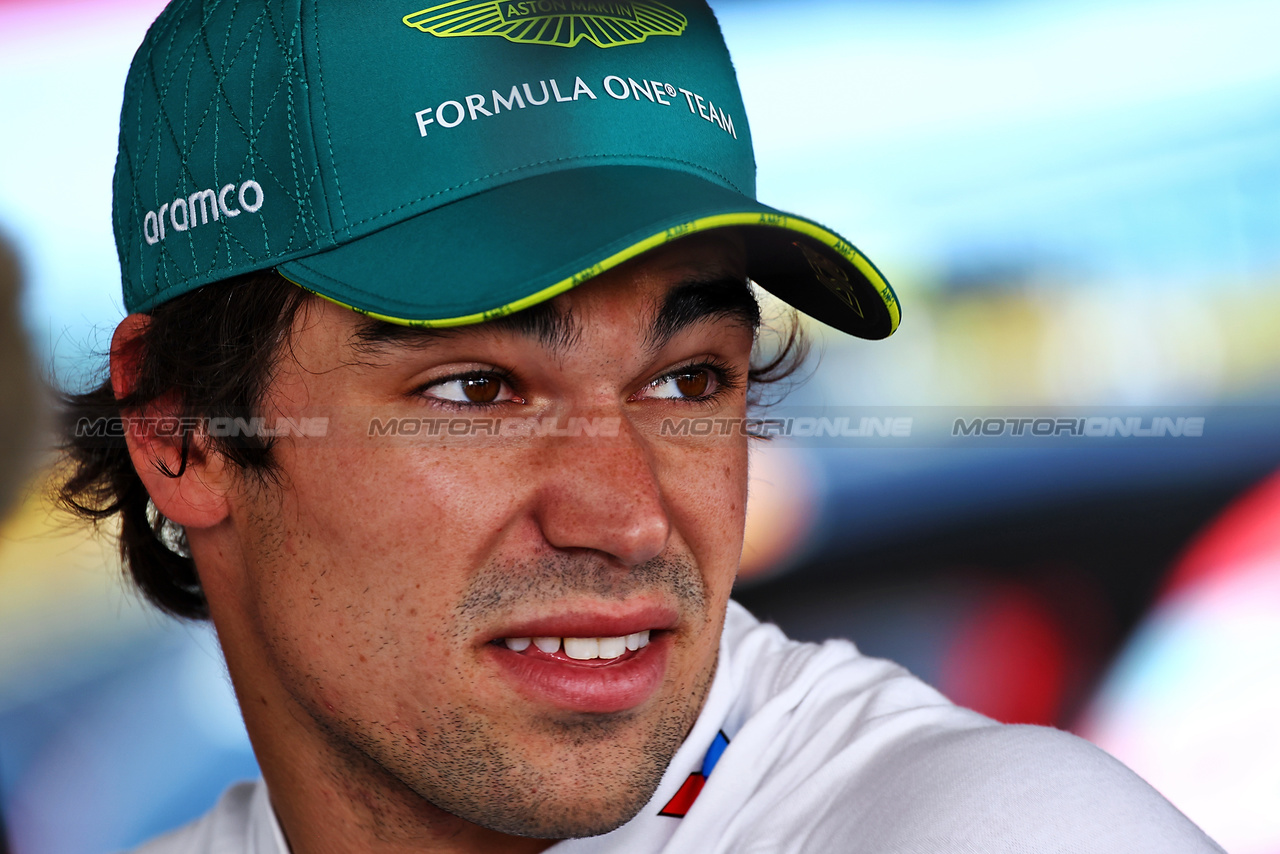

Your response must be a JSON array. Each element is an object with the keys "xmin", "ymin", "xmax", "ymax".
[{"xmin": 532, "ymin": 418, "xmax": 672, "ymax": 567}]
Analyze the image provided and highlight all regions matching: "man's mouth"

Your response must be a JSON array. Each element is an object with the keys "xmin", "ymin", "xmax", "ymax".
[
  {"xmin": 485, "ymin": 613, "xmax": 673, "ymax": 713},
  {"xmin": 500, "ymin": 631, "xmax": 652, "ymax": 661}
]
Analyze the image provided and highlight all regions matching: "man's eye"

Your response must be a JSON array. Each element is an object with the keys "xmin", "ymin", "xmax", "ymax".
[
  {"xmin": 425, "ymin": 375, "xmax": 515, "ymax": 405},
  {"xmin": 645, "ymin": 368, "xmax": 717, "ymax": 400}
]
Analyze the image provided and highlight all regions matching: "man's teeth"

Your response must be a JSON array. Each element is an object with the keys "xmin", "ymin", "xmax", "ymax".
[
  {"xmin": 597, "ymin": 636, "xmax": 626, "ymax": 659},
  {"xmin": 533, "ymin": 636, "xmax": 560, "ymax": 654},
  {"xmin": 505, "ymin": 631, "xmax": 651, "ymax": 660}
]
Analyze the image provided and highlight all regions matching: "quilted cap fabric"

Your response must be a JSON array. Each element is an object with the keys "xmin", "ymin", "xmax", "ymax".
[{"xmin": 114, "ymin": 0, "xmax": 329, "ymax": 311}]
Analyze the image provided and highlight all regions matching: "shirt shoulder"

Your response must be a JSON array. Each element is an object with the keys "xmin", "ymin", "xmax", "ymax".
[
  {"xmin": 796, "ymin": 723, "xmax": 1227, "ymax": 854},
  {"xmin": 125, "ymin": 780, "xmax": 286, "ymax": 854},
  {"xmin": 680, "ymin": 604, "xmax": 1224, "ymax": 853}
]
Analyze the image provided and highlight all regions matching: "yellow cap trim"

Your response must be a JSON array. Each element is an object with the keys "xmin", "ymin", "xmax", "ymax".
[{"xmin": 280, "ymin": 211, "xmax": 900, "ymax": 334}]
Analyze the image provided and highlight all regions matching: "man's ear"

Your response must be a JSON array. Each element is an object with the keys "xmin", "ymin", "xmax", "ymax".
[{"xmin": 111, "ymin": 314, "xmax": 231, "ymax": 529}]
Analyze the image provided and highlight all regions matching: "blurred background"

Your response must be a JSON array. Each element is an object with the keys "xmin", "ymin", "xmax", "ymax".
[{"xmin": 2, "ymin": 0, "xmax": 1279, "ymax": 851}]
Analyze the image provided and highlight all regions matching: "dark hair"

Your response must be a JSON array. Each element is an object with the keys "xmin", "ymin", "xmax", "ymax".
[
  {"xmin": 57, "ymin": 271, "xmax": 310, "ymax": 619},
  {"xmin": 57, "ymin": 271, "xmax": 809, "ymax": 621}
]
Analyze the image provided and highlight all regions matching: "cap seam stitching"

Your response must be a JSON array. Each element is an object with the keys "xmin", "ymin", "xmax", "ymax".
[
  {"xmin": 341, "ymin": 154, "xmax": 745, "ymax": 233},
  {"xmin": 245, "ymin": 9, "xmax": 272, "ymax": 257},
  {"xmin": 157, "ymin": 1, "xmax": 243, "ymax": 285},
  {"xmin": 178, "ymin": 15, "xmax": 203, "ymax": 277},
  {"xmin": 309, "ymin": 1, "xmax": 348, "ymax": 228},
  {"xmin": 283, "ymin": 12, "xmax": 310, "ymax": 248}
]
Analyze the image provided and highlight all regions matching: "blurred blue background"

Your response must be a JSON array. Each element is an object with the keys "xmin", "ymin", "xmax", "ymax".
[{"xmin": 2, "ymin": 0, "xmax": 1279, "ymax": 851}]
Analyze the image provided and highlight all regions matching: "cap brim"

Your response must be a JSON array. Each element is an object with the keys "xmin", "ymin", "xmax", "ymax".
[{"xmin": 277, "ymin": 166, "xmax": 900, "ymax": 339}]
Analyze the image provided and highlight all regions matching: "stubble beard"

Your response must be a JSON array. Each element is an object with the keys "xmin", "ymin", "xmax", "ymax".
[{"xmin": 273, "ymin": 550, "xmax": 719, "ymax": 841}]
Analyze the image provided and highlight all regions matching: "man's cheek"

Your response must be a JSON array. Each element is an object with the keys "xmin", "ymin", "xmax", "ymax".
[{"xmin": 665, "ymin": 446, "xmax": 748, "ymax": 549}]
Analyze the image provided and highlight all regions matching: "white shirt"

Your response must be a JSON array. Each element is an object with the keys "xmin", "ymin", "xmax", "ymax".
[{"xmin": 133, "ymin": 601, "xmax": 1224, "ymax": 853}]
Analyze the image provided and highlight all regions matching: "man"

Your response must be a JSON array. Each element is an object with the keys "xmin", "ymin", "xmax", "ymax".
[{"xmin": 60, "ymin": 1, "xmax": 1223, "ymax": 851}]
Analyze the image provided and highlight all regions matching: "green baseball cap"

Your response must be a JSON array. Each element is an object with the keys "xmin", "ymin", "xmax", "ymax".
[{"xmin": 114, "ymin": 0, "xmax": 900, "ymax": 338}]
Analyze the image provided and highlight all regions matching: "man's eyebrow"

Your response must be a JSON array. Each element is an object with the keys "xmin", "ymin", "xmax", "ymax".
[
  {"xmin": 350, "ymin": 298, "xmax": 581, "ymax": 359},
  {"xmin": 644, "ymin": 276, "xmax": 761, "ymax": 353}
]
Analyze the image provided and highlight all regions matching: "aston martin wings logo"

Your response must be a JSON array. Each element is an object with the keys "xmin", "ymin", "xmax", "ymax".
[{"xmin": 404, "ymin": 1, "xmax": 688, "ymax": 48}]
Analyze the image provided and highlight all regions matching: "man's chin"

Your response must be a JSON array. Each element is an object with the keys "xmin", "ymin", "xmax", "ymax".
[
  {"xmin": 386, "ymin": 711, "xmax": 689, "ymax": 842},
  {"xmin": 421, "ymin": 655, "xmax": 720, "ymax": 840},
  {"xmin": 420, "ymin": 733, "xmax": 676, "ymax": 840},
  {"xmin": 464, "ymin": 797, "xmax": 650, "ymax": 841},
  {"xmin": 397, "ymin": 754, "xmax": 662, "ymax": 842}
]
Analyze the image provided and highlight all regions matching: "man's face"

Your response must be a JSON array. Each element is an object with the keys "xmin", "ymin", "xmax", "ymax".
[{"xmin": 198, "ymin": 235, "xmax": 755, "ymax": 842}]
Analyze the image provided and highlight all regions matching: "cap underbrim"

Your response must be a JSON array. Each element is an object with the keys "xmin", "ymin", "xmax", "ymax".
[{"xmin": 277, "ymin": 165, "xmax": 900, "ymax": 339}]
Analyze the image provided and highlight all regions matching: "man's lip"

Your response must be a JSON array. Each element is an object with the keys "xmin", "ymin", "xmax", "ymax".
[
  {"xmin": 488, "ymin": 603, "xmax": 679, "ymax": 642},
  {"xmin": 487, "ymin": 633, "xmax": 671, "ymax": 713}
]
